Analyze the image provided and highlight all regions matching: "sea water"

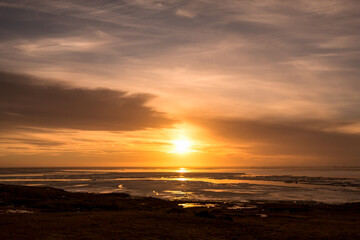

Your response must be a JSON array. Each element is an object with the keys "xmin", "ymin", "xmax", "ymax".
[{"xmin": 0, "ymin": 167, "xmax": 359, "ymax": 203}]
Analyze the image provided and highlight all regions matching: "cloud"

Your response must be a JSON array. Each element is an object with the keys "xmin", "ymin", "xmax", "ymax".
[
  {"xmin": 0, "ymin": 5, "xmax": 83, "ymax": 41},
  {"xmin": 0, "ymin": 71, "xmax": 175, "ymax": 131},
  {"xmin": 200, "ymin": 117, "xmax": 360, "ymax": 164},
  {"xmin": 0, "ymin": 1, "xmax": 359, "ymax": 121},
  {"xmin": 0, "ymin": 1, "xmax": 360, "ymax": 166},
  {"xmin": 175, "ymin": 9, "xmax": 196, "ymax": 18},
  {"xmin": 0, "ymin": 137, "xmax": 64, "ymax": 147}
]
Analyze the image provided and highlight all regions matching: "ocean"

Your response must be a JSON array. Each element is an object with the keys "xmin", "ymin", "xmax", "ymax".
[{"xmin": 0, "ymin": 167, "xmax": 359, "ymax": 203}]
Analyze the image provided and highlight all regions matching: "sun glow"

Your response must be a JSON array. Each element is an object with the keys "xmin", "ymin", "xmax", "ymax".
[
  {"xmin": 172, "ymin": 139, "xmax": 192, "ymax": 154},
  {"xmin": 177, "ymin": 167, "xmax": 188, "ymax": 173}
]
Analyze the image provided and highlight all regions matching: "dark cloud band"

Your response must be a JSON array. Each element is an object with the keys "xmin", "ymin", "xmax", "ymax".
[
  {"xmin": 0, "ymin": 71, "xmax": 175, "ymax": 131},
  {"xmin": 201, "ymin": 118, "xmax": 360, "ymax": 164}
]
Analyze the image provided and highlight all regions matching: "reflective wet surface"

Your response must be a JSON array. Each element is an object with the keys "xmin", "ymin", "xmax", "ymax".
[{"xmin": 0, "ymin": 167, "xmax": 359, "ymax": 203}]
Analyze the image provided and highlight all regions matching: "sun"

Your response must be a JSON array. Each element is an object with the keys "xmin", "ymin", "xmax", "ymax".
[
  {"xmin": 172, "ymin": 139, "xmax": 192, "ymax": 154},
  {"xmin": 177, "ymin": 167, "xmax": 188, "ymax": 173}
]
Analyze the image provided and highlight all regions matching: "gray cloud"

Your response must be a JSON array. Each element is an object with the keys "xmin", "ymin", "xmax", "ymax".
[
  {"xmin": 201, "ymin": 118, "xmax": 360, "ymax": 164},
  {"xmin": 0, "ymin": 71, "xmax": 175, "ymax": 131},
  {"xmin": 1, "ymin": 1, "xmax": 359, "ymax": 118},
  {"xmin": 1, "ymin": 1, "xmax": 359, "ymax": 73},
  {"xmin": 0, "ymin": 7, "xmax": 81, "ymax": 41},
  {"xmin": 0, "ymin": 137, "xmax": 64, "ymax": 147}
]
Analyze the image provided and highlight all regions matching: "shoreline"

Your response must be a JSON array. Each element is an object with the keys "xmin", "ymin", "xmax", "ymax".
[{"xmin": 1, "ymin": 183, "xmax": 360, "ymax": 239}]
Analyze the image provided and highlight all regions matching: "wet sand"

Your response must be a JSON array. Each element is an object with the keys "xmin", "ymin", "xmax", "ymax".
[{"xmin": 0, "ymin": 184, "xmax": 359, "ymax": 240}]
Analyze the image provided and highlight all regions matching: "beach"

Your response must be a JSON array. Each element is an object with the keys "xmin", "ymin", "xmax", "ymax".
[{"xmin": 1, "ymin": 183, "xmax": 359, "ymax": 240}]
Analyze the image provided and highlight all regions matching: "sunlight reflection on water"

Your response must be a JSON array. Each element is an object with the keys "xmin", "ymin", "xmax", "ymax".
[
  {"xmin": 178, "ymin": 203, "xmax": 217, "ymax": 208},
  {"xmin": 0, "ymin": 167, "xmax": 359, "ymax": 203}
]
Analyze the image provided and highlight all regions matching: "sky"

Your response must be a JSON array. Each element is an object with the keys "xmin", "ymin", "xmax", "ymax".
[{"xmin": 1, "ymin": 0, "xmax": 360, "ymax": 167}]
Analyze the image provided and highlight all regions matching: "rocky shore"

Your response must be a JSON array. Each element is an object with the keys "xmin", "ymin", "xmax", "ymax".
[{"xmin": 0, "ymin": 184, "xmax": 359, "ymax": 239}]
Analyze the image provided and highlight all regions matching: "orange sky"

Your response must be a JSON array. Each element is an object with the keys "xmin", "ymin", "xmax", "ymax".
[{"xmin": 1, "ymin": 1, "xmax": 360, "ymax": 167}]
